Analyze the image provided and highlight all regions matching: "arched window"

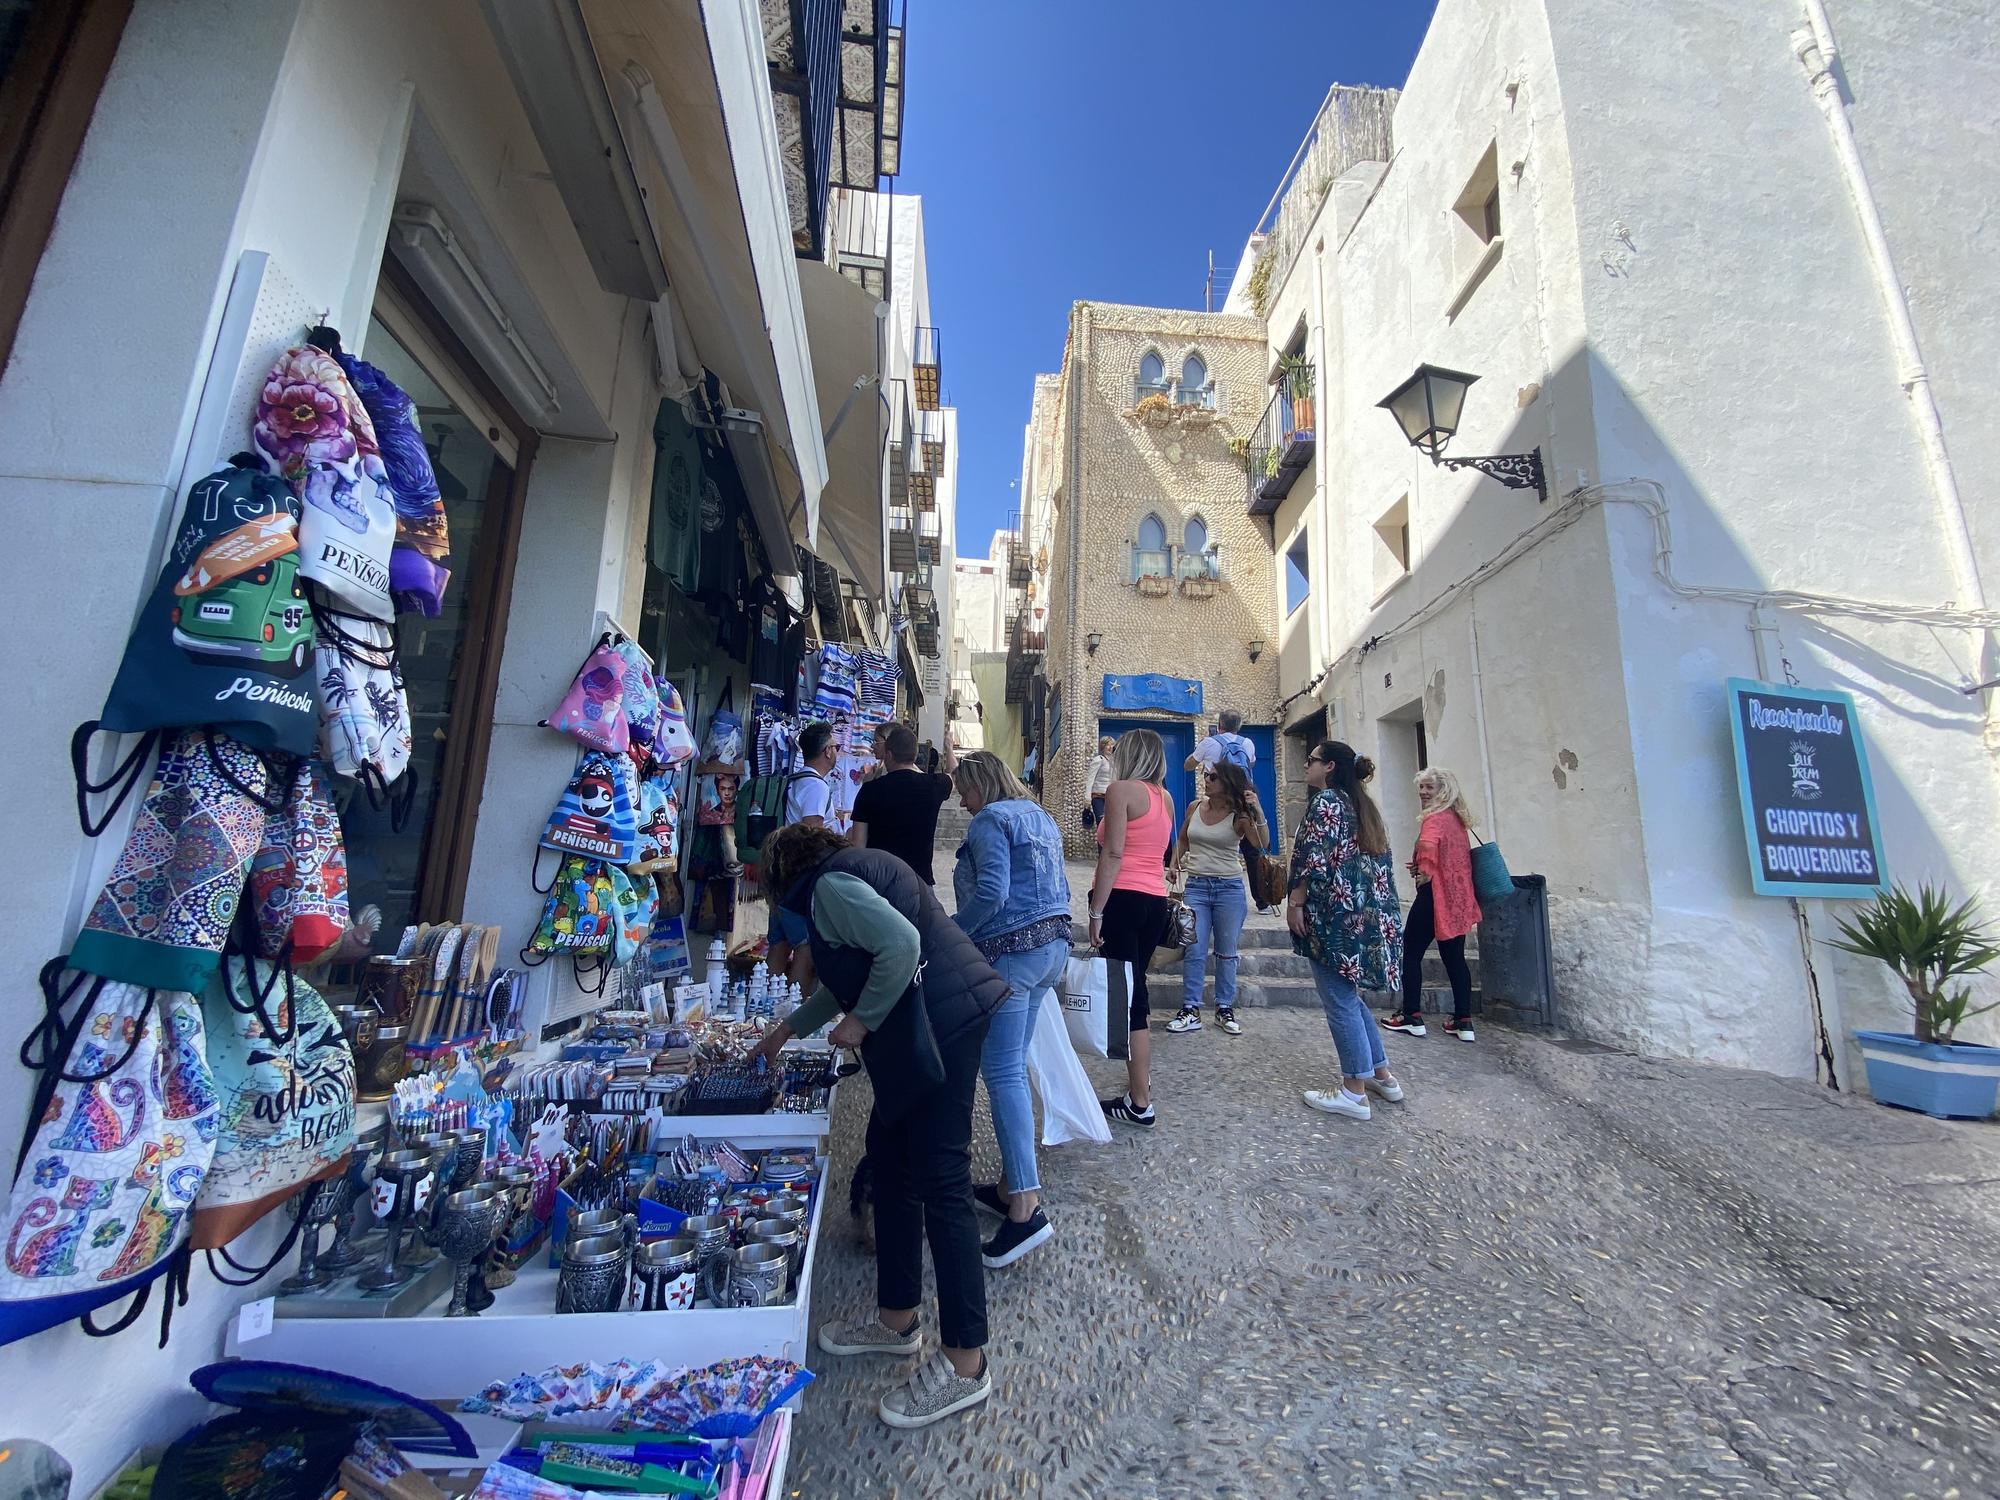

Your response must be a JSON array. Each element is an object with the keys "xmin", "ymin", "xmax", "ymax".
[
  {"xmin": 1136, "ymin": 350, "xmax": 1167, "ymax": 403},
  {"xmin": 1176, "ymin": 352, "xmax": 1211, "ymax": 406},
  {"xmin": 1182, "ymin": 514, "xmax": 1208, "ymax": 555},
  {"xmin": 1132, "ymin": 511, "xmax": 1170, "ymax": 581},
  {"xmin": 1137, "ymin": 513, "xmax": 1167, "ymax": 552}
]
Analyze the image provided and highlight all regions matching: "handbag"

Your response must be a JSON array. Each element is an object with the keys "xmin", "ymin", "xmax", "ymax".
[
  {"xmin": 1251, "ymin": 854, "xmax": 1288, "ymax": 912},
  {"xmin": 1470, "ymin": 833, "xmax": 1515, "ymax": 907},
  {"xmin": 1164, "ymin": 897, "xmax": 1196, "ymax": 953},
  {"xmin": 858, "ymin": 967, "xmax": 946, "ymax": 1125}
]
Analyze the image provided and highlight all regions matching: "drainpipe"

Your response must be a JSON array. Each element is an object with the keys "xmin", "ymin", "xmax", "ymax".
[
  {"xmin": 1467, "ymin": 601, "xmax": 1499, "ymax": 841},
  {"xmin": 1793, "ymin": 8, "xmax": 1996, "ymax": 730}
]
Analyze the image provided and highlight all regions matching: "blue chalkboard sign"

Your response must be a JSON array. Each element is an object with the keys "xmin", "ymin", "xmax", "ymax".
[
  {"xmin": 1725, "ymin": 678, "xmax": 1887, "ymax": 899},
  {"xmin": 1102, "ymin": 673, "xmax": 1203, "ymax": 715}
]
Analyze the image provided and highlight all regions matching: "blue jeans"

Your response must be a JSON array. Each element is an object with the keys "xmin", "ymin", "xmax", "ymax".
[
  {"xmin": 1181, "ymin": 875, "xmax": 1247, "ymax": 1010},
  {"xmin": 981, "ymin": 936, "xmax": 1069, "ymax": 1196},
  {"xmin": 1310, "ymin": 960, "xmax": 1387, "ymax": 1079}
]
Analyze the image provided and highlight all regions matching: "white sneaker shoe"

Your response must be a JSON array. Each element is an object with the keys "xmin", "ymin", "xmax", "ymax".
[
  {"xmin": 1364, "ymin": 1075, "xmax": 1405, "ymax": 1103},
  {"xmin": 1303, "ymin": 1088, "xmax": 1371, "ymax": 1120},
  {"xmin": 1165, "ymin": 1007, "xmax": 1202, "ymax": 1034}
]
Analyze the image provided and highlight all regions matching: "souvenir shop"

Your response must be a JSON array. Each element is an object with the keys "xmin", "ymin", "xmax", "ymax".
[{"xmin": 0, "ymin": 3, "xmax": 901, "ymax": 1489}]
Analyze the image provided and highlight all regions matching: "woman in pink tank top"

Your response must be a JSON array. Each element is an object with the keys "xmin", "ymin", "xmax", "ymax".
[{"xmin": 1089, "ymin": 728, "xmax": 1175, "ymax": 1127}]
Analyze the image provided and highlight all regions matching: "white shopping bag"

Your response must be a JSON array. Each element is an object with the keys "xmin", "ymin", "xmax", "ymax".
[
  {"xmin": 1026, "ymin": 989, "xmax": 1112, "ymax": 1146},
  {"xmin": 1060, "ymin": 953, "xmax": 1132, "ymax": 1062}
]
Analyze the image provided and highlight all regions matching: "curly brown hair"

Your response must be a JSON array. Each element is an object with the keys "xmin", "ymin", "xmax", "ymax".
[{"xmin": 763, "ymin": 822, "xmax": 848, "ymax": 905}]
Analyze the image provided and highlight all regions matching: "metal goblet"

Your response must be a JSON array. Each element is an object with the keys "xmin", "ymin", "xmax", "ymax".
[
  {"xmin": 320, "ymin": 1135, "xmax": 381, "ymax": 1275},
  {"xmin": 450, "ymin": 1127, "xmax": 488, "ymax": 1193},
  {"xmin": 278, "ymin": 1175, "xmax": 354, "ymax": 1294},
  {"xmin": 400, "ymin": 1134, "xmax": 458, "ymax": 1267},
  {"xmin": 483, "ymin": 1166, "xmax": 537, "ymax": 1290},
  {"xmin": 431, "ymin": 1188, "xmax": 503, "ymax": 1318},
  {"xmin": 357, "ymin": 1150, "xmax": 435, "ymax": 1294}
]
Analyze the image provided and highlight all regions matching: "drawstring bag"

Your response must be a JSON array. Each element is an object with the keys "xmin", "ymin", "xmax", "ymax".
[
  {"xmin": 629, "ymin": 778, "xmax": 680, "ymax": 876},
  {"xmin": 191, "ymin": 955, "xmax": 355, "ymax": 1250},
  {"xmin": 699, "ymin": 682, "xmax": 744, "ymax": 765},
  {"xmin": 544, "ymin": 634, "xmax": 631, "ymax": 754},
  {"xmin": 255, "ymin": 345, "xmax": 396, "ymax": 621},
  {"xmin": 70, "ymin": 730, "xmax": 287, "ymax": 995},
  {"xmin": 615, "ymin": 640, "xmax": 661, "ymax": 756},
  {"xmin": 608, "ymin": 868, "xmax": 657, "ymax": 968},
  {"xmin": 0, "ymin": 970, "xmax": 218, "ymax": 1349},
  {"xmin": 314, "ymin": 607, "xmax": 413, "ymax": 805},
  {"xmin": 653, "ymin": 679, "xmax": 697, "ymax": 768},
  {"xmin": 522, "ymin": 857, "xmax": 617, "ymax": 965},
  {"xmin": 247, "ymin": 761, "xmax": 350, "ymax": 965},
  {"xmin": 336, "ymin": 349, "xmax": 451, "ymax": 618},
  {"xmin": 540, "ymin": 749, "xmax": 639, "ymax": 864},
  {"xmin": 85, "ymin": 458, "xmax": 317, "ymax": 771}
]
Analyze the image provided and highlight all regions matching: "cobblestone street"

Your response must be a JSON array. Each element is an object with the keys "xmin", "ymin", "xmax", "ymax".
[{"xmin": 790, "ymin": 865, "xmax": 2000, "ymax": 1498}]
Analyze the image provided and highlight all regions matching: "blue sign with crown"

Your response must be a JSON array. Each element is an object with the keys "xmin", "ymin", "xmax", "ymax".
[{"xmin": 1101, "ymin": 673, "xmax": 1203, "ymax": 715}]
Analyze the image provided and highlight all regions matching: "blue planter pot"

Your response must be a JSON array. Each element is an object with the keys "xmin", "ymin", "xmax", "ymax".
[{"xmin": 1854, "ymin": 1030, "xmax": 2000, "ymax": 1120}]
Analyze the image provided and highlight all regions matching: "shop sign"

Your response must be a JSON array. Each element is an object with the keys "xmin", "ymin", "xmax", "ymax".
[
  {"xmin": 1102, "ymin": 673, "xmax": 1203, "ymax": 715},
  {"xmin": 1725, "ymin": 678, "xmax": 1887, "ymax": 898}
]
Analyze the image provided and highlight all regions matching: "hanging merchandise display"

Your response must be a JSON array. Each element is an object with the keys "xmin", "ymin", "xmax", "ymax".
[
  {"xmin": 255, "ymin": 343, "xmax": 398, "ymax": 622},
  {"xmin": 540, "ymin": 748, "xmax": 640, "ymax": 864},
  {"xmin": 648, "ymin": 396, "xmax": 705, "ymax": 596},
  {"xmin": 335, "ymin": 345, "xmax": 453, "ymax": 618},
  {"xmin": 248, "ymin": 760, "xmax": 352, "ymax": 964},
  {"xmin": 544, "ymin": 635, "xmax": 634, "ymax": 754},
  {"xmin": 192, "ymin": 955, "xmax": 357, "ymax": 1249},
  {"xmin": 83, "ymin": 458, "xmax": 317, "ymax": 777},
  {"xmin": 653, "ymin": 679, "xmax": 698, "ymax": 768},
  {"xmin": 0, "ymin": 975, "xmax": 217, "ymax": 1347},
  {"xmin": 69, "ymin": 730, "xmax": 286, "ymax": 994},
  {"xmin": 524, "ymin": 855, "xmax": 618, "ymax": 965},
  {"xmin": 630, "ymin": 778, "xmax": 680, "ymax": 876}
]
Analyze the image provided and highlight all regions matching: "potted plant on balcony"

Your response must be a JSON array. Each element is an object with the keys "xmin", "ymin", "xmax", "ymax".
[
  {"xmin": 1832, "ymin": 882, "xmax": 2000, "ymax": 1119},
  {"xmin": 1134, "ymin": 392, "xmax": 1173, "ymax": 428},
  {"xmin": 1282, "ymin": 354, "xmax": 1315, "ymax": 435}
]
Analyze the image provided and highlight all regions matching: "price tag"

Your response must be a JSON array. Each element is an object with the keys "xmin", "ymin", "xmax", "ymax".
[{"xmin": 237, "ymin": 1296, "xmax": 274, "ymax": 1343}]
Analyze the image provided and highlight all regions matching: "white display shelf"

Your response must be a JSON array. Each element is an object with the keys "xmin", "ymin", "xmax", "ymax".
[{"xmin": 225, "ymin": 1136, "xmax": 829, "ymax": 1399}]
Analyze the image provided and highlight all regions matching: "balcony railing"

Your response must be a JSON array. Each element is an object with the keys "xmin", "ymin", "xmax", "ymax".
[
  {"xmin": 1245, "ymin": 365, "xmax": 1316, "ymax": 516},
  {"xmin": 913, "ymin": 324, "xmax": 942, "ymax": 410},
  {"xmin": 889, "ymin": 508, "xmax": 918, "ymax": 574}
]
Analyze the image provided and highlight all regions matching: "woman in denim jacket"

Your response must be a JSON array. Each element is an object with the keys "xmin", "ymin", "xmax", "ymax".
[{"xmin": 951, "ymin": 751, "xmax": 1073, "ymax": 1269}]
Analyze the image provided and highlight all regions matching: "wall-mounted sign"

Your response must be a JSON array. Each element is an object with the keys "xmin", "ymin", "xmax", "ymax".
[
  {"xmin": 1725, "ymin": 678, "xmax": 1887, "ymax": 899},
  {"xmin": 1102, "ymin": 672, "xmax": 1203, "ymax": 715}
]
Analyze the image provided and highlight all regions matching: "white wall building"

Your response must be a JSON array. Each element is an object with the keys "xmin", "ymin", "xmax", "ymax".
[{"xmin": 1241, "ymin": 0, "xmax": 2000, "ymax": 1081}]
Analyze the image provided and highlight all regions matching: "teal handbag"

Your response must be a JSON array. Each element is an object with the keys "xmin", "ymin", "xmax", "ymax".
[{"xmin": 1470, "ymin": 834, "xmax": 1515, "ymax": 907}]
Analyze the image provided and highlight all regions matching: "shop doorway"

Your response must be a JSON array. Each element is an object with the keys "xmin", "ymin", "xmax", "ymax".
[
  {"xmin": 1098, "ymin": 716, "xmax": 1196, "ymax": 824},
  {"xmin": 333, "ymin": 261, "xmax": 535, "ymax": 943},
  {"xmin": 1375, "ymin": 698, "xmax": 1429, "ymax": 848}
]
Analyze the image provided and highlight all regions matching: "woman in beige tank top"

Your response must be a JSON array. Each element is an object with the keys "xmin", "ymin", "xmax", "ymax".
[{"xmin": 1166, "ymin": 763, "xmax": 1267, "ymax": 1037}]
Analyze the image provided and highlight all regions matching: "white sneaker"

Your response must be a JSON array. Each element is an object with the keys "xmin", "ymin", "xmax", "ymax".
[
  {"xmin": 1364, "ymin": 1075, "xmax": 1405, "ymax": 1103},
  {"xmin": 1165, "ymin": 1007, "xmax": 1202, "ymax": 1034},
  {"xmin": 1303, "ymin": 1088, "xmax": 1371, "ymax": 1120}
]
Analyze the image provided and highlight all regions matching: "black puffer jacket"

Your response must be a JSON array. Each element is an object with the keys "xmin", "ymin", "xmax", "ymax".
[{"xmin": 788, "ymin": 848, "xmax": 1006, "ymax": 1110}]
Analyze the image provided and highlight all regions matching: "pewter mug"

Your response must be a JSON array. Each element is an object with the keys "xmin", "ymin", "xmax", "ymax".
[
  {"xmin": 745, "ymin": 1216, "xmax": 800, "ymax": 1292},
  {"xmin": 630, "ymin": 1236, "xmax": 699, "ymax": 1311},
  {"xmin": 701, "ymin": 1241, "xmax": 788, "ymax": 1308},
  {"xmin": 569, "ymin": 1207, "xmax": 637, "ymax": 1249},
  {"xmin": 556, "ymin": 1231, "xmax": 630, "ymax": 1314}
]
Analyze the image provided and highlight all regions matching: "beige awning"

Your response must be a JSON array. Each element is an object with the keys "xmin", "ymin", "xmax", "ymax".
[{"xmin": 798, "ymin": 257, "xmax": 887, "ymax": 601}]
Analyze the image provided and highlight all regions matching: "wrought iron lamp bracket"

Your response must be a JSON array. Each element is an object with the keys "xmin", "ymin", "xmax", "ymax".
[{"xmin": 1435, "ymin": 447, "xmax": 1546, "ymax": 501}]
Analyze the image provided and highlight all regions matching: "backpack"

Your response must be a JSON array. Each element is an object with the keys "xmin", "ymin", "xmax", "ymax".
[
  {"xmin": 1216, "ymin": 733, "xmax": 1254, "ymax": 772},
  {"xmin": 540, "ymin": 748, "xmax": 640, "ymax": 865}
]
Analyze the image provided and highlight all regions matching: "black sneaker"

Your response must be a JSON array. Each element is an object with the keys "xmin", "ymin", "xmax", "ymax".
[
  {"xmin": 982, "ymin": 1209, "xmax": 1054, "ymax": 1269},
  {"xmin": 973, "ymin": 1183, "xmax": 1009, "ymax": 1220},
  {"xmin": 1382, "ymin": 1012, "xmax": 1428, "ymax": 1037},
  {"xmin": 1101, "ymin": 1095, "xmax": 1156, "ymax": 1129}
]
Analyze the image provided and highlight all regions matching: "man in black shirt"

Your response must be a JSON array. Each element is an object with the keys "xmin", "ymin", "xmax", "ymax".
[{"xmin": 848, "ymin": 723, "xmax": 956, "ymax": 884}]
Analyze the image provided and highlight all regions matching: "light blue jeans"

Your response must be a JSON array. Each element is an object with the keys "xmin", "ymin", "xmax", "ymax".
[
  {"xmin": 980, "ymin": 936, "xmax": 1070, "ymax": 1197},
  {"xmin": 1310, "ymin": 960, "xmax": 1387, "ymax": 1080},
  {"xmin": 1181, "ymin": 874, "xmax": 1247, "ymax": 1011}
]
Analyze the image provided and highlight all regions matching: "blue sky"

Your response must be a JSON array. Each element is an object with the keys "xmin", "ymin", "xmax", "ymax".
[{"xmin": 899, "ymin": 0, "xmax": 1439, "ymax": 557}]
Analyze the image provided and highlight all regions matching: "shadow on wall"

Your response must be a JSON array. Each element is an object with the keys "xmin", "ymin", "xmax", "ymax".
[{"xmin": 1318, "ymin": 343, "xmax": 1987, "ymax": 1076}]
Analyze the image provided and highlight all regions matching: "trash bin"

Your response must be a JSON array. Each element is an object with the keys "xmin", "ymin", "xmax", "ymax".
[{"xmin": 1474, "ymin": 874, "xmax": 1554, "ymax": 1027}]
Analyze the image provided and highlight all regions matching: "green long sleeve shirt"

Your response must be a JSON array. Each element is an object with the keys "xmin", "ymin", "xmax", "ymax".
[{"xmin": 785, "ymin": 872, "xmax": 921, "ymax": 1037}]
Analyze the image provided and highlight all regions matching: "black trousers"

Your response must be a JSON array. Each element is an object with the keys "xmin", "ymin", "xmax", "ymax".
[
  {"xmin": 865, "ymin": 1016, "xmax": 991, "ymax": 1349},
  {"xmin": 1401, "ymin": 882, "xmax": 1472, "ymax": 1022},
  {"xmin": 1098, "ymin": 888, "xmax": 1169, "ymax": 1030}
]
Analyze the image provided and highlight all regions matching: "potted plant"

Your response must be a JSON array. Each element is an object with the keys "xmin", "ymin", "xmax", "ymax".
[
  {"xmin": 1282, "ymin": 354, "xmax": 1315, "ymax": 434},
  {"xmin": 1832, "ymin": 883, "xmax": 2000, "ymax": 1119},
  {"xmin": 1134, "ymin": 392, "xmax": 1172, "ymax": 427}
]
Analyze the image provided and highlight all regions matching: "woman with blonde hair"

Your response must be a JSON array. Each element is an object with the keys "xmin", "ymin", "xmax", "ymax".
[
  {"xmin": 1287, "ymin": 741, "xmax": 1404, "ymax": 1119},
  {"xmin": 1386, "ymin": 766, "xmax": 1482, "ymax": 1041},
  {"xmin": 1165, "ymin": 761, "xmax": 1267, "ymax": 1036},
  {"xmin": 951, "ymin": 750, "xmax": 1072, "ymax": 1268},
  {"xmin": 1090, "ymin": 728, "xmax": 1174, "ymax": 1127}
]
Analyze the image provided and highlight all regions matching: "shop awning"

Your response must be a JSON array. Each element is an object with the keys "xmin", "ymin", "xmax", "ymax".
[
  {"xmin": 798, "ymin": 257, "xmax": 887, "ymax": 602},
  {"xmin": 585, "ymin": 0, "xmax": 829, "ymax": 552}
]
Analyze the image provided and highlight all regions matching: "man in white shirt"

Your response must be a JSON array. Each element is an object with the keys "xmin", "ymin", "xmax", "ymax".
[
  {"xmin": 1185, "ymin": 710, "xmax": 1271, "ymax": 911},
  {"xmin": 786, "ymin": 720, "xmax": 838, "ymax": 827}
]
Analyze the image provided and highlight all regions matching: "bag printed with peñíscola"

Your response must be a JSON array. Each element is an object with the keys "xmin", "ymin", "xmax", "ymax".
[
  {"xmin": 541, "ymin": 749, "xmax": 639, "ymax": 864},
  {"xmin": 523, "ymin": 857, "xmax": 617, "ymax": 964},
  {"xmin": 544, "ymin": 634, "xmax": 631, "ymax": 754}
]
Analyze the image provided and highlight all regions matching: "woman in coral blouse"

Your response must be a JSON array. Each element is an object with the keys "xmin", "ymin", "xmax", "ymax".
[{"xmin": 1385, "ymin": 767, "xmax": 1482, "ymax": 1042}]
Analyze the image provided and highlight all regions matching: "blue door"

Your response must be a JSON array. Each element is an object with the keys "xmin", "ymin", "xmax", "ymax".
[
  {"xmin": 1098, "ymin": 717, "xmax": 1196, "ymax": 833},
  {"xmin": 1244, "ymin": 724, "xmax": 1279, "ymax": 854}
]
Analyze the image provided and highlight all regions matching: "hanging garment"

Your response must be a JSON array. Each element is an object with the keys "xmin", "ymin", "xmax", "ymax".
[
  {"xmin": 70, "ymin": 731, "xmax": 284, "ymax": 995},
  {"xmin": 337, "ymin": 352, "xmax": 451, "ymax": 617},
  {"xmin": 192, "ymin": 957, "xmax": 355, "ymax": 1248},
  {"xmin": 648, "ymin": 397, "xmax": 704, "ymax": 596},
  {"xmin": 0, "ymin": 976, "xmax": 218, "ymax": 1348}
]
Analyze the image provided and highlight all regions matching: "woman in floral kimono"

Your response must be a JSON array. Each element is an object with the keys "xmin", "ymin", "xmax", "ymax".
[{"xmin": 1286, "ymin": 741, "xmax": 1405, "ymax": 1119}]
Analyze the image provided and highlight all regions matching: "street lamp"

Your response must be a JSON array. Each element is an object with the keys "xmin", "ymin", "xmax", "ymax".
[
  {"xmin": 1377, "ymin": 364, "xmax": 1546, "ymax": 501},
  {"xmin": 1247, "ymin": 639, "xmax": 1265, "ymax": 663},
  {"xmin": 1086, "ymin": 631, "xmax": 1103, "ymax": 656}
]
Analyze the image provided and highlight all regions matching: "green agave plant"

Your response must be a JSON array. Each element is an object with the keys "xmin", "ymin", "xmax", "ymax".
[{"xmin": 1829, "ymin": 883, "xmax": 2000, "ymax": 1044}]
